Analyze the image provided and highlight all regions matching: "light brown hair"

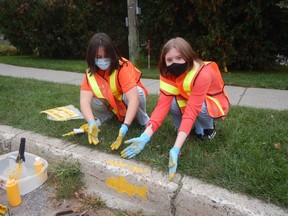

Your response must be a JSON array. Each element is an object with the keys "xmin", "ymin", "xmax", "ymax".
[{"xmin": 158, "ymin": 37, "xmax": 202, "ymax": 77}]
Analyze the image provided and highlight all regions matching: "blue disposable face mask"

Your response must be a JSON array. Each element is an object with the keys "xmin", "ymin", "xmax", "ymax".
[{"xmin": 95, "ymin": 58, "xmax": 111, "ymax": 70}]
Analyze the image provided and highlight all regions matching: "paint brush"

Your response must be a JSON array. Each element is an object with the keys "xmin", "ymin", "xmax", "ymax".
[{"xmin": 16, "ymin": 138, "xmax": 26, "ymax": 163}]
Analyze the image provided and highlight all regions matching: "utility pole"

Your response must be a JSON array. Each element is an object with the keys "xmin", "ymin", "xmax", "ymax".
[{"xmin": 127, "ymin": 0, "xmax": 140, "ymax": 64}]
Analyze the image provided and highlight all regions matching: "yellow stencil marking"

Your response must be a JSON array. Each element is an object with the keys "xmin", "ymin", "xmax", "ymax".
[
  {"xmin": 106, "ymin": 176, "xmax": 147, "ymax": 200},
  {"xmin": 40, "ymin": 106, "xmax": 79, "ymax": 121},
  {"xmin": 106, "ymin": 159, "xmax": 127, "ymax": 168},
  {"xmin": 129, "ymin": 166, "xmax": 148, "ymax": 173},
  {"xmin": 106, "ymin": 159, "xmax": 148, "ymax": 174}
]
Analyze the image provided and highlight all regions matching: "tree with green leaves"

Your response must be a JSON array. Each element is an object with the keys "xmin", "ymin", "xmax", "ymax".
[{"xmin": 0, "ymin": 0, "xmax": 287, "ymax": 70}]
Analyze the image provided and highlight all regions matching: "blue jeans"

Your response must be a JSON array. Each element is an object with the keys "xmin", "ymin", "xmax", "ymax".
[
  {"xmin": 91, "ymin": 86, "xmax": 150, "ymax": 126},
  {"xmin": 169, "ymin": 97, "xmax": 214, "ymax": 135}
]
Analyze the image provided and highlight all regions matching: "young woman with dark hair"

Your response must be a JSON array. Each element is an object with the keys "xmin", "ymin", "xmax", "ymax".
[{"xmin": 80, "ymin": 33, "xmax": 149, "ymax": 149}]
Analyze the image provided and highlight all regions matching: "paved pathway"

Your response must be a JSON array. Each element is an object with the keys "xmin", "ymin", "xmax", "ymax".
[{"xmin": 0, "ymin": 63, "xmax": 288, "ymax": 110}]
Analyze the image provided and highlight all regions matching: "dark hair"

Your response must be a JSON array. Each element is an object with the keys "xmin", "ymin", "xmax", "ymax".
[
  {"xmin": 86, "ymin": 32, "xmax": 125, "ymax": 75},
  {"xmin": 158, "ymin": 37, "xmax": 202, "ymax": 77}
]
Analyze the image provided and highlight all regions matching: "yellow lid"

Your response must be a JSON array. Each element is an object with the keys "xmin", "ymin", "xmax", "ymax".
[{"xmin": 6, "ymin": 179, "xmax": 16, "ymax": 186}]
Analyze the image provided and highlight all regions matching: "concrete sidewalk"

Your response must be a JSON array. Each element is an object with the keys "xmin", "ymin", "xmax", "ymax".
[
  {"xmin": 1, "ymin": 63, "xmax": 288, "ymax": 110},
  {"xmin": 0, "ymin": 63, "xmax": 288, "ymax": 216}
]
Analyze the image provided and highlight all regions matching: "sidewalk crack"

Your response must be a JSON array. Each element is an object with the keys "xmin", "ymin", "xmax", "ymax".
[
  {"xmin": 170, "ymin": 175, "xmax": 184, "ymax": 216},
  {"xmin": 237, "ymin": 87, "xmax": 248, "ymax": 106}
]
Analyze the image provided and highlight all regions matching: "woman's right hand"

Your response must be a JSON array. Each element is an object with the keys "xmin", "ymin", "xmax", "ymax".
[{"xmin": 88, "ymin": 120, "xmax": 101, "ymax": 145}]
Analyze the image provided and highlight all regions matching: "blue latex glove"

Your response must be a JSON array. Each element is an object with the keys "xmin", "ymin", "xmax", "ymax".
[
  {"xmin": 88, "ymin": 120, "xmax": 100, "ymax": 145},
  {"xmin": 168, "ymin": 146, "xmax": 180, "ymax": 181},
  {"xmin": 121, "ymin": 132, "xmax": 150, "ymax": 158},
  {"xmin": 110, "ymin": 124, "xmax": 129, "ymax": 150},
  {"xmin": 119, "ymin": 124, "xmax": 129, "ymax": 135}
]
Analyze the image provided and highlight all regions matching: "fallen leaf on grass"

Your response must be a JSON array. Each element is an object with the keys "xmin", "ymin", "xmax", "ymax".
[{"xmin": 274, "ymin": 143, "xmax": 281, "ymax": 149}]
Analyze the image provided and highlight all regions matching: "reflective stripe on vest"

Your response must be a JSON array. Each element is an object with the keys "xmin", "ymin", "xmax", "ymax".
[
  {"xmin": 160, "ymin": 79, "xmax": 179, "ymax": 95},
  {"xmin": 86, "ymin": 69, "xmax": 121, "ymax": 100},
  {"xmin": 87, "ymin": 71, "xmax": 105, "ymax": 99},
  {"xmin": 183, "ymin": 65, "xmax": 199, "ymax": 95},
  {"xmin": 108, "ymin": 71, "xmax": 120, "ymax": 114},
  {"xmin": 205, "ymin": 96, "xmax": 225, "ymax": 118},
  {"xmin": 109, "ymin": 70, "xmax": 122, "ymax": 100},
  {"xmin": 177, "ymin": 99, "xmax": 187, "ymax": 108}
]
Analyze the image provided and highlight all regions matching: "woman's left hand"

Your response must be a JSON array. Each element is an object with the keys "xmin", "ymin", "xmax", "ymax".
[
  {"xmin": 110, "ymin": 124, "xmax": 129, "ymax": 150},
  {"xmin": 168, "ymin": 146, "xmax": 180, "ymax": 181}
]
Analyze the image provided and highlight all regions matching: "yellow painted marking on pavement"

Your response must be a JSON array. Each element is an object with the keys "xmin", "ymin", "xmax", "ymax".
[
  {"xmin": 106, "ymin": 159, "xmax": 148, "ymax": 174},
  {"xmin": 105, "ymin": 176, "xmax": 147, "ymax": 200},
  {"xmin": 107, "ymin": 159, "xmax": 126, "ymax": 168},
  {"xmin": 129, "ymin": 166, "xmax": 148, "ymax": 173}
]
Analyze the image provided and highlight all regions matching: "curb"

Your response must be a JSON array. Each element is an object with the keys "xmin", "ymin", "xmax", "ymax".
[{"xmin": 0, "ymin": 125, "xmax": 287, "ymax": 216}]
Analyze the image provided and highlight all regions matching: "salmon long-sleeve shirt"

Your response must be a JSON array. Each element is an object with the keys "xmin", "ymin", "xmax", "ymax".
[{"xmin": 147, "ymin": 62, "xmax": 230, "ymax": 135}]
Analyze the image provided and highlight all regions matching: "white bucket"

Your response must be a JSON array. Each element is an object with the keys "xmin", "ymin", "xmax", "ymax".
[{"xmin": 0, "ymin": 151, "xmax": 48, "ymax": 195}]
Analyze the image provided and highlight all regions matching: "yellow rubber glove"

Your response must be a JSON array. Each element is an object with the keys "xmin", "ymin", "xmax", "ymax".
[
  {"xmin": 110, "ymin": 124, "xmax": 129, "ymax": 150},
  {"xmin": 80, "ymin": 123, "xmax": 89, "ymax": 133},
  {"xmin": 88, "ymin": 120, "xmax": 100, "ymax": 145}
]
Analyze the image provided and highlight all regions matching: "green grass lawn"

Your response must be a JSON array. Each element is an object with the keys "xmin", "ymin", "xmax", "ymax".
[{"xmin": 0, "ymin": 76, "xmax": 287, "ymax": 210}]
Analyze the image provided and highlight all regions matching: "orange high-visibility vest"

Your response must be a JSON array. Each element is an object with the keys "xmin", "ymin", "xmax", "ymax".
[
  {"xmin": 160, "ymin": 61, "xmax": 229, "ymax": 118},
  {"xmin": 86, "ymin": 60, "xmax": 147, "ymax": 122}
]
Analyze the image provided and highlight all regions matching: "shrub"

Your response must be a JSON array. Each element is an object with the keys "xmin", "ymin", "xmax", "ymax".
[{"xmin": 0, "ymin": 44, "xmax": 18, "ymax": 56}]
